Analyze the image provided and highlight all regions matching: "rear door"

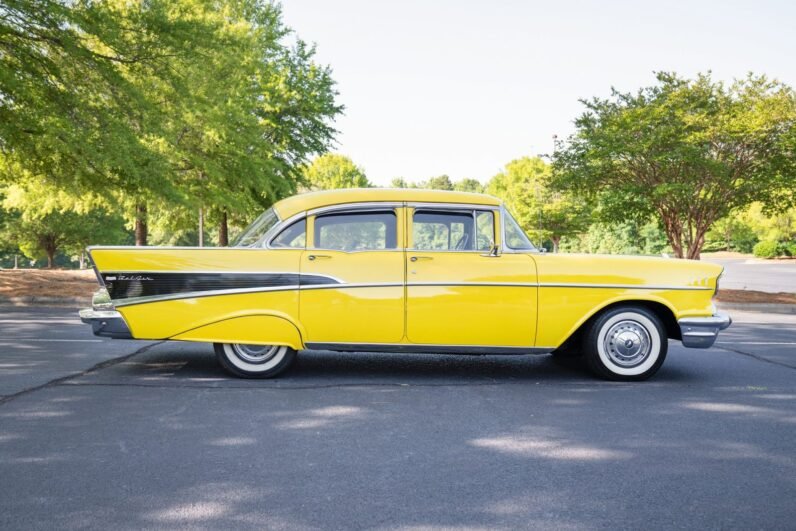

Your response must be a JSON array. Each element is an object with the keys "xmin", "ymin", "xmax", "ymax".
[
  {"xmin": 405, "ymin": 205, "xmax": 537, "ymax": 347},
  {"xmin": 299, "ymin": 205, "xmax": 406, "ymax": 344}
]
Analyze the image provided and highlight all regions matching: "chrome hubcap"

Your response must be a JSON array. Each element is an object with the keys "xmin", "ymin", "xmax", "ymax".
[
  {"xmin": 231, "ymin": 344, "xmax": 280, "ymax": 364},
  {"xmin": 604, "ymin": 320, "xmax": 652, "ymax": 367}
]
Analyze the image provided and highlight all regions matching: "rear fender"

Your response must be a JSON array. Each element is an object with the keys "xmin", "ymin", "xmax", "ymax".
[{"xmin": 170, "ymin": 313, "xmax": 304, "ymax": 350}]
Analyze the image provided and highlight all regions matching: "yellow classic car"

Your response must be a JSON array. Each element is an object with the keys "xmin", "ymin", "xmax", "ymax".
[{"xmin": 80, "ymin": 188, "xmax": 730, "ymax": 381}]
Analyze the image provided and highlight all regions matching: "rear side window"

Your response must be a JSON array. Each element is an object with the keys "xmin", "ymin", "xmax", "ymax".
[
  {"xmin": 270, "ymin": 219, "xmax": 306, "ymax": 248},
  {"xmin": 314, "ymin": 211, "xmax": 397, "ymax": 251}
]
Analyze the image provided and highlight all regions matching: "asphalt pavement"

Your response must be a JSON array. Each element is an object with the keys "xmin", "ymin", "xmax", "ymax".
[
  {"xmin": 0, "ymin": 306, "xmax": 795, "ymax": 530},
  {"xmin": 703, "ymin": 256, "xmax": 796, "ymax": 293}
]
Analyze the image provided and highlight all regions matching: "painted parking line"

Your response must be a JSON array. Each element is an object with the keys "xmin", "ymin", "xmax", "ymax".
[
  {"xmin": 0, "ymin": 319, "xmax": 81, "ymax": 324},
  {"xmin": 0, "ymin": 339, "xmax": 103, "ymax": 343},
  {"xmin": 717, "ymin": 341, "xmax": 796, "ymax": 346}
]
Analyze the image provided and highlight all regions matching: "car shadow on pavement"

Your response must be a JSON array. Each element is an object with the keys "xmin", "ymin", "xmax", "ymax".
[{"xmin": 68, "ymin": 341, "xmax": 699, "ymax": 387}]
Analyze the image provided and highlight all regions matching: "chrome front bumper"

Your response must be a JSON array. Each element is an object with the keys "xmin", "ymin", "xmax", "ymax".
[
  {"xmin": 678, "ymin": 312, "xmax": 732, "ymax": 348},
  {"xmin": 79, "ymin": 309, "xmax": 133, "ymax": 339}
]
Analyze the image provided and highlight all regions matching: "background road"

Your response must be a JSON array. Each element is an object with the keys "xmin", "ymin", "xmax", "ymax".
[
  {"xmin": 0, "ymin": 306, "xmax": 794, "ymax": 530},
  {"xmin": 704, "ymin": 256, "xmax": 796, "ymax": 293}
]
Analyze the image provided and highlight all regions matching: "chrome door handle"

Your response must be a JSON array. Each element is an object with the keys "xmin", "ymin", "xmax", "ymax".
[
  {"xmin": 410, "ymin": 256, "xmax": 433, "ymax": 262},
  {"xmin": 308, "ymin": 254, "xmax": 331, "ymax": 261}
]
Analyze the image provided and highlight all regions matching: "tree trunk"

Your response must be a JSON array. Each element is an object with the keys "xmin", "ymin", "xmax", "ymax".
[
  {"xmin": 135, "ymin": 203, "xmax": 148, "ymax": 246},
  {"xmin": 219, "ymin": 211, "xmax": 228, "ymax": 247},
  {"xmin": 686, "ymin": 229, "xmax": 707, "ymax": 260},
  {"xmin": 13, "ymin": 255, "xmax": 18, "ymax": 269},
  {"xmin": 660, "ymin": 210, "xmax": 685, "ymax": 258},
  {"xmin": 79, "ymin": 251, "xmax": 86, "ymax": 269},
  {"xmin": 43, "ymin": 238, "xmax": 56, "ymax": 269},
  {"xmin": 198, "ymin": 207, "xmax": 204, "ymax": 247},
  {"xmin": 551, "ymin": 236, "xmax": 561, "ymax": 253}
]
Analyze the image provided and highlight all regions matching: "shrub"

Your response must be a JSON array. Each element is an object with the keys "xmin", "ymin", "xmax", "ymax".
[
  {"xmin": 753, "ymin": 240, "xmax": 780, "ymax": 258},
  {"xmin": 781, "ymin": 241, "xmax": 796, "ymax": 257}
]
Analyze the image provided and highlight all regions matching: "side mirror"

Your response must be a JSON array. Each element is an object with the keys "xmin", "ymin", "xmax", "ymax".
[{"xmin": 482, "ymin": 243, "xmax": 501, "ymax": 257}]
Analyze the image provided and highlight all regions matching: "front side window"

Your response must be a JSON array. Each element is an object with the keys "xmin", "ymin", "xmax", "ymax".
[
  {"xmin": 314, "ymin": 211, "xmax": 397, "ymax": 251},
  {"xmin": 270, "ymin": 219, "xmax": 306, "ymax": 248},
  {"xmin": 232, "ymin": 208, "xmax": 279, "ymax": 247},
  {"xmin": 503, "ymin": 209, "xmax": 536, "ymax": 250}
]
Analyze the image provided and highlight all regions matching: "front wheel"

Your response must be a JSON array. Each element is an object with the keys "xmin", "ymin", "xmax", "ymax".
[
  {"xmin": 214, "ymin": 343, "xmax": 297, "ymax": 379},
  {"xmin": 583, "ymin": 306, "xmax": 667, "ymax": 381}
]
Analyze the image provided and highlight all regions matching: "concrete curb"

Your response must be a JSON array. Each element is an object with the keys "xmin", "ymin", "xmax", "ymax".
[
  {"xmin": 716, "ymin": 302, "xmax": 796, "ymax": 315},
  {"xmin": 0, "ymin": 296, "xmax": 90, "ymax": 307}
]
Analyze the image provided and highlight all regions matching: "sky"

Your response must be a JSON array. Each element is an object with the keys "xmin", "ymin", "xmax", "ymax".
[{"xmin": 280, "ymin": 0, "xmax": 796, "ymax": 186}]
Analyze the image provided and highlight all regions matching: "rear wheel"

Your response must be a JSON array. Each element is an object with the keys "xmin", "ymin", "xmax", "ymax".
[
  {"xmin": 583, "ymin": 306, "xmax": 667, "ymax": 381},
  {"xmin": 214, "ymin": 343, "xmax": 297, "ymax": 379}
]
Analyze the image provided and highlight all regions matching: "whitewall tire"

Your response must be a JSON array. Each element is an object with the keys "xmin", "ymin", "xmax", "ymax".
[
  {"xmin": 214, "ymin": 343, "xmax": 297, "ymax": 379},
  {"xmin": 583, "ymin": 307, "xmax": 667, "ymax": 381}
]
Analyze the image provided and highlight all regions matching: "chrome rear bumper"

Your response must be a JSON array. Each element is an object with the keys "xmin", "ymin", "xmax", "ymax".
[
  {"xmin": 678, "ymin": 312, "xmax": 732, "ymax": 349},
  {"xmin": 79, "ymin": 309, "xmax": 132, "ymax": 339}
]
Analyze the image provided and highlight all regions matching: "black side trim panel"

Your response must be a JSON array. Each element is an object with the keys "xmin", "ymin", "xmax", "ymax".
[
  {"xmin": 102, "ymin": 272, "xmax": 338, "ymax": 301},
  {"xmin": 304, "ymin": 343, "xmax": 553, "ymax": 355}
]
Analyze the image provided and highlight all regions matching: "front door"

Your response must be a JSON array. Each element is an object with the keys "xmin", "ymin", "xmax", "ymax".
[
  {"xmin": 300, "ymin": 205, "xmax": 405, "ymax": 344},
  {"xmin": 405, "ymin": 206, "xmax": 537, "ymax": 347}
]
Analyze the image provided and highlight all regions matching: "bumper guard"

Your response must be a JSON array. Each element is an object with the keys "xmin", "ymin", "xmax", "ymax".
[
  {"xmin": 678, "ymin": 312, "xmax": 732, "ymax": 348},
  {"xmin": 79, "ymin": 309, "xmax": 133, "ymax": 339}
]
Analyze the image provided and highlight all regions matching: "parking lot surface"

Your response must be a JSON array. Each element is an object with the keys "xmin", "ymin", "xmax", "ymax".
[
  {"xmin": 1, "ymin": 306, "xmax": 795, "ymax": 530},
  {"xmin": 704, "ymin": 256, "xmax": 795, "ymax": 293}
]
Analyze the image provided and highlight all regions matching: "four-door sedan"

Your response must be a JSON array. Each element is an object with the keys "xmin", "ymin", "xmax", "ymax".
[{"xmin": 80, "ymin": 188, "xmax": 731, "ymax": 381}]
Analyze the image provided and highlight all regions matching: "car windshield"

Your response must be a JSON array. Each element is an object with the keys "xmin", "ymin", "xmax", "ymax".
[
  {"xmin": 503, "ymin": 209, "xmax": 537, "ymax": 250},
  {"xmin": 232, "ymin": 208, "xmax": 279, "ymax": 247}
]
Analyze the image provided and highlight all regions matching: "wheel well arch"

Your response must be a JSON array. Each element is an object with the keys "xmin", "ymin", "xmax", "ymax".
[{"xmin": 558, "ymin": 299, "xmax": 681, "ymax": 351}]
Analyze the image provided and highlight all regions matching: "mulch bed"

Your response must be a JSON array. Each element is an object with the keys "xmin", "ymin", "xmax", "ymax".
[
  {"xmin": 0, "ymin": 269, "xmax": 97, "ymax": 299},
  {"xmin": 715, "ymin": 289, "xmax": 796, "ymax": 305}
]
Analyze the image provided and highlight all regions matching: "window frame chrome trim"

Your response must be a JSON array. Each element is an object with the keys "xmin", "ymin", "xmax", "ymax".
[{"xmin": 307, "ymin": 202, "xmax": 404, "ymax": 217}]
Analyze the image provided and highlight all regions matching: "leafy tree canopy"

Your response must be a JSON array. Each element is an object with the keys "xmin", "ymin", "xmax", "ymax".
[
  {"xmin": 424, "ymin": 175, "xmax": 454, "ymax": 191},
  {"xmin": 302, "ymin": 153, "xmax": 370, "ymax": 190},
  {"xmin": 2, "ymin": 179, "xmax": 127, "ymax": 267},
  {"xmin": 1, "ymin": 0, "xmax": 342, "ymax": 246},
  {"xmin": 488, "ymin": 156, "xmax": 591, "ymax": 251},
  {"xmin": 553, "ymin": 72, "xmax": 796, "ymax": 259},
  {"xmin": 453, "ymin": 178, "xmax": 484, "ymax": 193}
]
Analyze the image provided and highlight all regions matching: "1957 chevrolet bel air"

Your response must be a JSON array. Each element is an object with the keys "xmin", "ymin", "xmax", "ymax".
[{"xmin": 80, "ymin": 188, "xmax": 731, "ymax": 381}]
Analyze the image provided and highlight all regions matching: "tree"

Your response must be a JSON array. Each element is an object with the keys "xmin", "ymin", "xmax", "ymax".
[
  {"xmin": 1, "ymin": 1, "xmax": 342, "ymax": 247},
  {"xmin": 2, "ymin": 180, "xmax": 127, "ymax": 267},
  {"xmin": 453, "ymin": 178, "xmax": 484, "ymax": 193},
  {"xmin": 302, "ymin": 154, "xmax": 370, "ymax": 190},
  {"xmin": 424, "ymin": 175, "xmax": 454, "ymax": 191},
  {"xmin": 553, "ymin": 72, "xmax": 796, "ymax": 259},
  {"xmin": 0, "ymin": 0, "xmax": 217, "ymax": 198},
  {"xmin": 487, "ymin": 157, "xmax": 590, "ymax": 251}
]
